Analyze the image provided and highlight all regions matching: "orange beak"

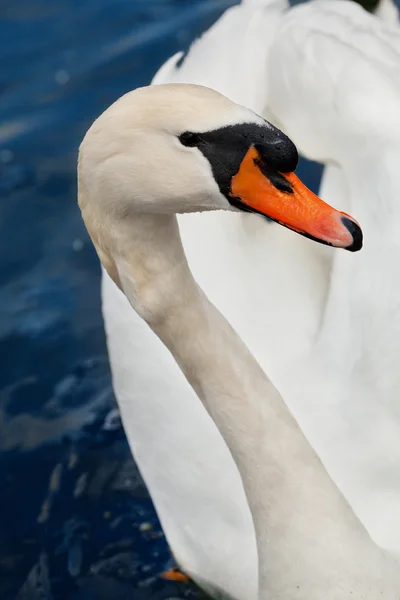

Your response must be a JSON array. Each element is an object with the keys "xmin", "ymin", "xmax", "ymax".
[{"xmin": 230, "ymin": 146, "xmax": 362, "ymax": 252}]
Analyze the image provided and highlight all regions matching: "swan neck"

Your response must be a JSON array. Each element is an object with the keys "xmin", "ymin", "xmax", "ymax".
[{"xmin": 110, "ymin": 211, "xmax": 392, "ymax": 598}]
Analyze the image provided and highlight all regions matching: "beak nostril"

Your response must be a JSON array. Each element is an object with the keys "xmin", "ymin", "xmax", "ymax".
[{"xmin": 341, "ymin": 216, "xmax": 363, "ymax": 252}]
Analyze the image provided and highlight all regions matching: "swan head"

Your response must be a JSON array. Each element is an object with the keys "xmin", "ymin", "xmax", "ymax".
[{"xmin": 78, "ymin": 83, "xmax": 362, "ymax": 251}]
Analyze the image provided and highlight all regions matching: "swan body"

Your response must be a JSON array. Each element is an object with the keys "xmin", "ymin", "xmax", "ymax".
[
  {"xmin": 80, "ymin": 82, "xmax": 400, "ymax": 599},
  {"xmin": 268, "ymin": 0, "xmax": 400, "ymax": 559}
]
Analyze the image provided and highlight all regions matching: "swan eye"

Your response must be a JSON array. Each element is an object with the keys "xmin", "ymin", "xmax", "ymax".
[{"xmin": 179, "ymin": 131, "xmax": 200, "ymax": 147}]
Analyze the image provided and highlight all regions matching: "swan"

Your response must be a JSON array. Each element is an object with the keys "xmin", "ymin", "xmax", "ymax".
[
  {"xmin": 97, "ymin": 0, "xmax": 400, "ymax": 593},
  {"xmin": 267, "ymin": 0, "xmax": 400, "ymax": 561},
  {"xmin": 100, "ymin": 4, "xmax": 330, "ymax": 594},
  {"xmin": 99, "ymin": 1, "xmax": 304, "ymax": 595},
  {"xmin": 78, "ymin": 82, "xmax": 400, "ymax": 599}
]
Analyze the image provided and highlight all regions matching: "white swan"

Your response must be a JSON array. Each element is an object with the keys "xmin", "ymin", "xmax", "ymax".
[
  {"xmin": 78, "ymin": 82, "xmax": 400, "ymax": 599},
  {"xmin": 268, "ymin": 0, "xmax": 400, "ymax": 561},
  {"xmin": 100, "ymin": 2, "xmax": 310, "ymax": 596},
  {"xmin": 100, "ymin": 5, "xmax": 331, "ymax": 594},
  {"xmin": 97, "ymin": 0, "xmax": 400, "ymax": 594}
]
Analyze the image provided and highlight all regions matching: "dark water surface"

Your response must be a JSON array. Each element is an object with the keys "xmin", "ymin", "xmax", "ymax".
[
  {"xmin": 1, "ymin": 2, "xmax": 240, "ymax": 597},
  {"xmin": 1, "ymin": 0, "xmax": 380, "ymax": 597}
]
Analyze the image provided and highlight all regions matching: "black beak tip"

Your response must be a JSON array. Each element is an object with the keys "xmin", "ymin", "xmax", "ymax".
[{"xmin": 341, "ymin": 216, "xmax": 363, "ymax": 252}]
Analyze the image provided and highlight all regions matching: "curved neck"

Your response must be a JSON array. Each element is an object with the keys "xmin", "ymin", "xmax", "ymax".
[{"xmin": 110, "ymin": 212, "xmax": 397, "ymax": 598}]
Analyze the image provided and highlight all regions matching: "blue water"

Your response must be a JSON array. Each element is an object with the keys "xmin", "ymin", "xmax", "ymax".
[
  {"xmin": 1, "ymin": 2, "xmax": 240, "ymax": 597},
  {"xmin": 1, "ymin": 0, "xmax": 385, "ymax": 598}
]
